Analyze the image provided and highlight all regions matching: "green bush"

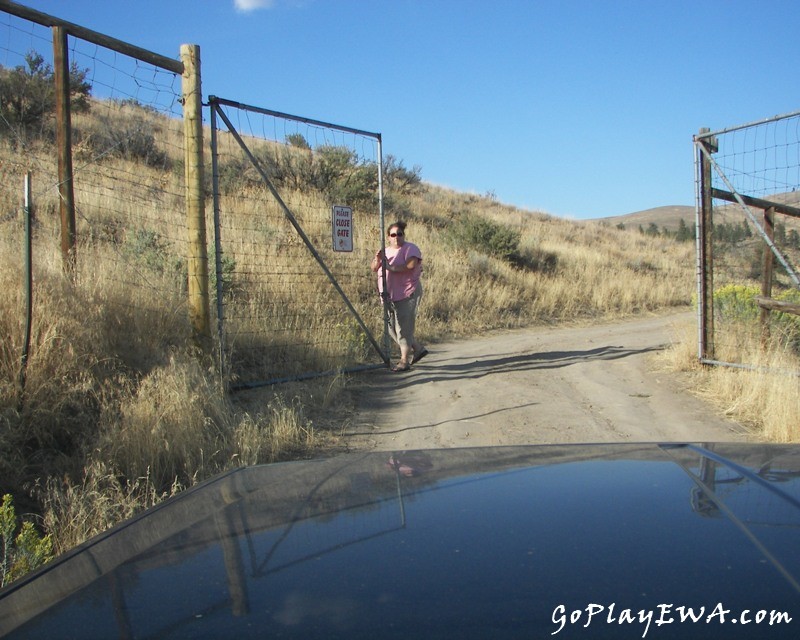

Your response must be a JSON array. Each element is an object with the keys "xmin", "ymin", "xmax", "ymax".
[
  {"xmin": 210, "ymin": 251, "xmax": 237, "ymax": 300},
  {"xmin": 455, "ymin": 216, "xmax": 522, "ymax": 264},
  {"xmin": 383, "ymin": 154, "xmax": 422, "ymax": 195},
  {"xmin": 124, "ymin": 229, "xmax": 180, "ymax": 273},
  {"xmin": 214, "ymin": 140, "xmax": 380, "ymax": 211},
  {"xmin": 286, "ymin": 133, "xmax": 311, "ymax": 150},
  {"xmin": 714, "ymin": 284, "xmax": 800, "ymax": 350},
  {"xmin": 713, "ymin": 284, "xmax": 760, "ymax": 323},
  {"xmin": 1, "ymin": 494, "xmax": 54, "ymax": 586},
  {"xmin": 0, "ymin": 51, "xmax": 91, "ymax": 140}
]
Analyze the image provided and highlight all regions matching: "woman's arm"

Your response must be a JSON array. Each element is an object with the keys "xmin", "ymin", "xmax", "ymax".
[
  {"xmin": 384, "ymin": 256, "xmax": 417, "ymax": 273},
  {"xmin": 370, "ymin": 250, "xmax": 383, "ymax": 272}
]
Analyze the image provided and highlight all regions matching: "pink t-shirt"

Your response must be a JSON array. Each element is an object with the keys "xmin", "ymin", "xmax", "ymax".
[{"xmin": 377, "ymin": 242, "xmax": 422, "ymax": 302}]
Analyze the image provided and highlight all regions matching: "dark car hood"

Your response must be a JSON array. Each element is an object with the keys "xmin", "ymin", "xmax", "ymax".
[{"xmin": 1, "ymin": 443, "xmax": 799, "ymax": 639}]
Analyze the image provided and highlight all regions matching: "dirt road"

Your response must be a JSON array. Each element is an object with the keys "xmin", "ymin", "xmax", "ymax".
[{"xmin": 344, "ymin": 312, "xmax": 752, "ymax": 451}]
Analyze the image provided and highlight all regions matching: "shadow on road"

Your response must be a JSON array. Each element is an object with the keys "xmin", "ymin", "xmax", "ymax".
[
  {"xmin": 383, "ymin": 343, "xmax": 667, "ymax": 390},
  {"xmin": 345, "ymin": 343, "xmax": 668, "ymax": 439}
]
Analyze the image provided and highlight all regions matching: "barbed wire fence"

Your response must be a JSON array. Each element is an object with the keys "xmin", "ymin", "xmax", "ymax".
[{"xmin": 694, "ymin": 111, "xmax": 800, "ymax": 370}]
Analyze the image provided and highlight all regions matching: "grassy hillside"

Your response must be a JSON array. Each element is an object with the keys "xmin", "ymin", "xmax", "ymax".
[{"xmin": 1, "ymin": 92, "xmax": 797, "ymax": 578}]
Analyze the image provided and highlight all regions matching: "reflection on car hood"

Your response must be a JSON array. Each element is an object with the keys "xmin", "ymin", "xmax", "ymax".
[{"xmin": 1, "ymin": 443, "xmax": 799, "ymax": 639}]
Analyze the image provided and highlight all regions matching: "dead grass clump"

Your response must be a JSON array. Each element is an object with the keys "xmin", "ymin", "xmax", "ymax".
[
  {"xmin": 654, "ymin": 317, "xmax": 701, "ymax": 374},
  {"xmin": 659, "ymin": 325, "xmax": 800, "ymax": 442},
  {"xmin": 698, "ymin": 347, "xmax": 800, "ymax": 443},
  {"xmin": 39, "ymin": 375, "xmax": 318, "ymax": 555},
  {"xmin": 103, "ymin": 353, "xmax": 322, "ymax": 478},
  {"xmin": 2, "ymin": 257, "xmax": 107, "ymax": 457},
  {"xmin": 95, "ymin": 355, "xmax": 231, "ymax": 490},
  {"xmin": 39, "ymin": 459, "xmax": 182, "ymax": 555},
  {"xmin": 233, "ymin": 396, "xmax": 316, "ymax": 466}
]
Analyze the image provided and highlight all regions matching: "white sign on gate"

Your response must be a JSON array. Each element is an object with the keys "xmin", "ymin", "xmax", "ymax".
[{"xmin": 332, "ymin": 205, "xmax": 353, "ymax": 252}]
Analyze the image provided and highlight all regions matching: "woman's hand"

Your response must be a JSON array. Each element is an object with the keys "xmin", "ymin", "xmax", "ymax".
[{"xmin": 371, "ymin": 249, "xmax": 384, "ymax": 272}]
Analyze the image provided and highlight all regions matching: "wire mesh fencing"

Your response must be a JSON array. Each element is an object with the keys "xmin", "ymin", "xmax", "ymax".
[
  {"xmin": 1, "ymin": 8, "xmax": 191, "ymax": 379},
  {"xmin": 695, "ymin": 111, "xmax": 800, "ymax": 370},
  {"xmin": 209, "ymin": 97, "xmax": 388, "ymax": 388},
  {"xmin": 2, "ymin": 3, "xmax": 394, "ymax": 394}
]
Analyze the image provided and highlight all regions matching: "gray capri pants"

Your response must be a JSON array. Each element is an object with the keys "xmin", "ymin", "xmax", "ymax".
[{"xmin": 388, "ymin": 283, "xmax": 422, "ymax": 349}]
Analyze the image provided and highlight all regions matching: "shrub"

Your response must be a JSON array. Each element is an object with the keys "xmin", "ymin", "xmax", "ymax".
[
  {"xmin": 0, "ymin": 52, "xmax": 91, "ymax": 140},
  {"xmin": 383, "ymin": 154, "xmax": 422, "ymax": 195},
  {"xmin": 455, "ymin": 215, "xmax": 522, "ymax": 264},
  {"xmin": 515, "ymin": 245, "xmax": 559, "ymax": 273},
  {"xmin": 714, "ymin": 284, "xmax": 800, "ymax": 351},
  {"xmin": 216, "ymin": 154, "xmax": 251, "ymax": 193},
  {"xmin": 210, "ymin": 251, "xmax": 237, "ymax": 300},
  {"xmin": 89, "ymin": 110, "xmax": 169, "ymax": 168},
  {"xmin": 713, "ymin": 284, "xmax": 759, "ymax": 323},
  {"xmin": 122, "ymin": 229, "xmax": 180, "ymax": 276},
  {"xmin": 1, "ymin": 494, "xmax": 54, "ymax": 586},
  {"xmin": 313, "ymin": 145, "xmax": 376, "ymax": 208},
  {"xmin": 286, "ymin": 133, "xmax": 311, "ymax": 150}
]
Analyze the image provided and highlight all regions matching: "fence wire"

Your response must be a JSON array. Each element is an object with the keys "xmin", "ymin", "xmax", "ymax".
[
  {"xmin": 696, "ymin": 111, "xmax": 800, "ymax": 368},
  {"xmin": 1, "ymin": 10, "xmax": 188, "ymax": 376},
  {"xmin": 2, "ymin": 4, "xmax": 392, "ymax": 393},
  {"xmin": 209, "ymin": 98, "xmax": 387, "ymax": 387}
]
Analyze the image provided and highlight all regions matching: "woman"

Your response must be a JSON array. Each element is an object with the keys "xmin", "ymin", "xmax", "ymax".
[{"xmin": 371, "ymin": 220, "xmax": 428, "ymax": 372}]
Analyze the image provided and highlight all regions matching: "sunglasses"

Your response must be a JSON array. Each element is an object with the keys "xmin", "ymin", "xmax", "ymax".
[{"xmin": 389, "ymin": 232, "xmax": 404, "ymax": 237}]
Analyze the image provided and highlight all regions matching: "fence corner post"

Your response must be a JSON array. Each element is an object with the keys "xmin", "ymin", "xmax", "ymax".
[
  {"xmin": 181, "ymin": 43, "xmax": 211, "ymax": 350},
  {"xmin": 697, "ymin": 127, "xmax": 717, "ymax": 362}
]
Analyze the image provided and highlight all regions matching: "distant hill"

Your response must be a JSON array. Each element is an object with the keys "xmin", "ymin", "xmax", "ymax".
[
  {"xmin": 592, "ymin": 206, "xmax": 695, "ymax": 233},
  {"xmin": 593, "ymin": 191, "xmax": 800, "ymax": 234}
]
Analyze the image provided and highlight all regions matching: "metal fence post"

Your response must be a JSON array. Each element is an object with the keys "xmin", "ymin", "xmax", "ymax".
[
  {"xmin": 696, "ymin": 127, "xmax": 717, "ymax": 362},
  {"xmin": 19, "ymin": 172, "xmax": 34, "ymax": 408}
]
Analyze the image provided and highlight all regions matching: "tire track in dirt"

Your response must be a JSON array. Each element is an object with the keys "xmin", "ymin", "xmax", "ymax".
[{"xmin": 344, "ymin": 312, "xmax": 752, "ymax": 451}]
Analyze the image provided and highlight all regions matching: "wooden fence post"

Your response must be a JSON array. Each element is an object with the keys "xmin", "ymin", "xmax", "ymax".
[
  {"xmin": 53, "ymin": 25, "xmax": 77, "ymax": 276},
  {"xmin": 181, "ymin": 43, "xmax": 211, "ymax": 348}
]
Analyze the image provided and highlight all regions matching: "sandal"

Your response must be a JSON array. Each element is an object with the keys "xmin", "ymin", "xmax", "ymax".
[
  {"xmin": 391, "ymin": 362, "xmax": 411, "ymax": 372},
  {"xmin": 412, "ymin": 348, "xmax": 429, "ymax": 364}
]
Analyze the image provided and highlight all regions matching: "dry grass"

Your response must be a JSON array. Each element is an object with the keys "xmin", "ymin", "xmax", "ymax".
[
  {"xmin": 657, "ymin": 320, "xmax": 800, "ymax": 442},
  {"xmin": 2, "ymin": 95, "xmax": 792, "ymax": 569},
  {"xmin": 0, "ymin": 214, "xmax": 321, "ymax": 556},
  {"xmin": 405, "ymin": 194, "xmax": 696, "ymax": 340}
]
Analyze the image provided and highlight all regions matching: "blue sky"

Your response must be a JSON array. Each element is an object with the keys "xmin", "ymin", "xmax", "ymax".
[{"xmin": 4, "ymin": 0, "xmax": 800, "ymax": 219}]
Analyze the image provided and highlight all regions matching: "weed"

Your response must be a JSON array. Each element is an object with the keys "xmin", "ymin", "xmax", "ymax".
[{"xmin": 1, "ymin": 494, "xmax": 54, "ymax": 586}]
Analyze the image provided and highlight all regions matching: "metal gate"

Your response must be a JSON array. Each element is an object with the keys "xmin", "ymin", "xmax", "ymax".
[
  {"xmin": 208, "ymin": 97, "xmax": 389, "ymax": 389},
  {"xmin": 694, "ymin": 110, "xmax": 800, "ymax": 370}
]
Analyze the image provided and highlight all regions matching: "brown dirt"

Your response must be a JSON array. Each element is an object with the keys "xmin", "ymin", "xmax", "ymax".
[{"xmin": 342, "ymin": 311, "xmax": 753, "ymax": 451}]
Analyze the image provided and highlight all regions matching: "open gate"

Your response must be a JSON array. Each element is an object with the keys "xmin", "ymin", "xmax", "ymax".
[
  {"xmin": 208, "ymin": 97, "xmax": 390, "ymax": 389},
  {"xmin": 694, "ymin": 110, "xmax": 800, "ymax": 371}
]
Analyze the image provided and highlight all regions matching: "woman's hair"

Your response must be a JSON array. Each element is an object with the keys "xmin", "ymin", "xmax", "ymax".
[{"xmin": 387, "ymin": 220, "xmax": 407, "ymax": 234}]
